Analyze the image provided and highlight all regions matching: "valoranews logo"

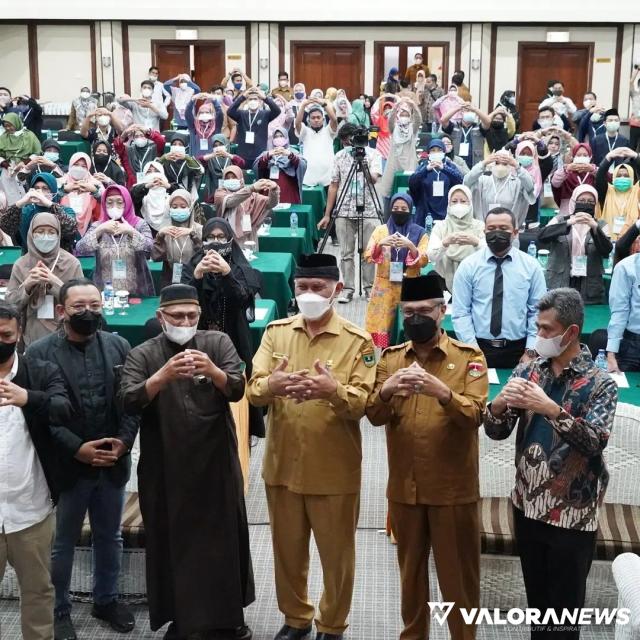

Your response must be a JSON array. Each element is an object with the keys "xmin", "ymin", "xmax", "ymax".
[{"xmin": 428, "ymin": 602, "xmax": 631, "ymax": 626}]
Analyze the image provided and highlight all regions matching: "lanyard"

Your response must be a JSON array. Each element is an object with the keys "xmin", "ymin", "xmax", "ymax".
[
  {"xmin": 110, "ymin": 234, "xmax": 124, "ymax": 260},
  {"xmin": 172, "ymin": 236, "xmax": 189, "ymax": 262},
  {"xmin": 49, "ymin": 252, "xmax": 61, "ymax": 273},
  {"xmin": 135, "ymin": 146, "xmax": 152, "ymax": 172},
  {"xmin": 214, "ymin": 156, "xmax": 230, "ymax": 173},
  {"xmin": 97, "ymin": 126, "xmax": 111, "ymax": 141},
  {"xmin": 432, "ymin": 169, "xmax": 441, "ymax": 182},
  {"xmin": 247, "ymin": 111, "xmax": 259, "ymax": 132},
  {"xmin": 461, "ymin": 127, "xmax": 472, "ymax": 143},
  {"xmin": 169, "ymin": 160, "xmax": 186, "ymax": 183},
  {"xmin": 607, "ymin": 134, "xmax": 618, "ymax": 152}
]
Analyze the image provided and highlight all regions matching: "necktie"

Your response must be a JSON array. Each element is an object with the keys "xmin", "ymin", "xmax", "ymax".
[{"xmin": 490, "ymin": 256, "xmax": 507, "ymax": 337}]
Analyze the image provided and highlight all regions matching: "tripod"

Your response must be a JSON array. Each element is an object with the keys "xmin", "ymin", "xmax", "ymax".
[{"xmin": 318, "ymin": 147, "xmax": 384, "ymax": 297}]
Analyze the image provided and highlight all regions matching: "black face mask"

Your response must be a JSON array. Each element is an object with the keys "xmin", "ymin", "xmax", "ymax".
[
  {"xmin": 403, "ymin": 314, "xmax": 438, "ymax": 344},
  {"xmin": 68, "ymin": 310, "xmax": 102, "ymax": 336},
  {"xmin": 205, "ymin": 240, "xmax": 232, "ymax": 258},
  {"xmin": 391, "ymin": 212, "xmax": 410, "ymax": 226},
  {"xmin": 485, "ymin": 230, "xmax": 513, "ymax": 254},
  {"xmin": 491, "ymin": 120, "xmax": 504, "ymax": 130},
  {"xmin": 93, "ymin": 154, "xmax": 109, "ymax": 171},
  {"xmin": 0, "ymin": 341, "xmax": 17, "ymax": 363},
  {"xmin": 573, "ymin": 202, "xmax": 595, "ymax": 216}
]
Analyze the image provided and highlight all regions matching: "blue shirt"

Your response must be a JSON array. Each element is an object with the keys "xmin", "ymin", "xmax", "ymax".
[
  {"xmin": 408, "ymin": 159, "xmax": 463, "ymax": 226},
  {"xmin": 451, "ymin": 245, "xmax": 547, "ymax": 348},
  {"xmin": 607, "ymin": 253, "xmax": 640, "ymax": 352}
]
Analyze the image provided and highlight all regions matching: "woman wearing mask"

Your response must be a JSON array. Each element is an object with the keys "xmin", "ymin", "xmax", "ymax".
[
  {"xmin": 496, "ymin": 90, "xmax": 520, "ymax": 132},
  {"xmin": 427, "ymin": 185, "xmax": 485, "ymax": 292},
  {"xmin": 0, "ymin": 113, "xmax": 41, "ymax": 163},
  {"xmin": 66, "ymin": 87, "xmax": 98, "ymax": 131},
  {"xmin": 596, "ymin": 147, "xmax": 640, "ymax": 240},
  {"xmin": 113, "ymin": 125, "xmax": 166, "ymax": 189},
  {"xmin": 512, "ymin": 139, "xmax": 553, "ymax": 225},
  {"xmin": 370, "ymin": 94, "xmax": 398, "ymax": 163},
  {"xmin": 463, "ymin": 150, "xmax": 535, "ymax": 227},
  {"xmin": 80, "ymin": 107, "xmax": 124, "ymax": 146},
  {"xmin": 551, "ymin": 143, "xmax": 596, "ymax": 215},
  {"xmin": 185, "ymin": 95, "xmax": 224, "ymax": 162},
  {"xmin": 1, "ymin": 172, "xmax": 77, "ymax": 250},
  {"xmin": 151, "ymin": 189, "xmax": 202, "ymax": 289},
  {"xmin": 538, "ymin": 184, "xmax": 611, "ymax": 304},
  {"xmin": 333, "ymin": 92, "xmax": 352, "ymax": 123},
  {"xmin": 364, "ymin": 193, "xmax": 428, "ymax": 349},
  {"xmin": 202, "ymin": 134, "xmax": 246, "ymax": 201},
  {"xmin": 91, "ymin": 141, "xmax": 126, "ymax": 187},
  {"xmin": 76, "ymin": 185, "xmax": 154, "ymax": 296},
  {"xmin": 60, "ymin": 152, "xmax": 102, "ymax": 239},
  {"xmin": 253, "ymin": 127, "xmax": 307, "ymax": 204},
  {"xmin": 131, "ymin": 161, "xmax": 173, "ymax": 234},
  {"xmin": 383, "ymin": 68, "xmax": 402, "ymax": 95},
  {"xmin": 181, "ymin": 217, "xmax": 263, "ymax": 437},
  {"xmin": 480, "ymin": 107, "xmax": 516, "ymax": 155},
  {"xmin": 158, "ymin": 133, "xmax": 204, "ymax": 194},
  {"xmin": 267, "ymin": 95, "xmax": 295, "ymax": 140},
  {"xmin": 348, "ymin": 99, "xmax": 371, "ymax": 128},
  {"xmin": 214, "ymin": 167, "xmax": 279, "ymax": 247},
  {"xmin": 163, "ymin": 73, "xmax": 200, "ymax": 129},
  {"xmin": 16, "ymin": 139, "xmax": 66, "ymax": 185},
  {"xmin": 6, "ymin": 212, "xmax": 83, "ymax": 346},
  {"xmin": 432, "ymin": 85, "xmax": 465, "ymax": 125},
  {"xmin": 379, "ymin": 99, "xmax": 422, "ymax": 201},
  {"xmin": 288, "ymin": 83, "xmax": 307, "ymax": 144},
  {"xmin": 441, "ymin": 134, "xmax": 470, "ymax": 176}
]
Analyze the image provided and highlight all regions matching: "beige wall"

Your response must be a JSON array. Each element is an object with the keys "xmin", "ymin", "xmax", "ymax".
[{"xmin": 0, "ymin": 25, "xmax": 30, "ymax": 97}]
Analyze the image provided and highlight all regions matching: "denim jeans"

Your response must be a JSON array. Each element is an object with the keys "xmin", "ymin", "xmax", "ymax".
[
  {"xmin": 618, "ymin": 329, "xmax": 640, "ymax": 372},
  {"xmin": 52, "ymin": 472, "xmax": 125, "ymax": 615}
]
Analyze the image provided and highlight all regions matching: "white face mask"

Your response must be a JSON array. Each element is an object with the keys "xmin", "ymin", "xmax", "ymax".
[
  {"xmin": 247, "ymin": 99, "xmax": 260, "ymax": 111},
  {"xmin": 141, "ymin": 88, "xmax": 153, "ymax": 98},
  {"xmin": 397, "ymin": 115, "xmax": 411, "ymax": 125},
  {"xmin": 162, "ymin": 320, "xmax": 198, "ymax": 345},
  {"xmin": 107, "ymin": 206, "xmax": 123, "ymax": 220},
  {"xmin": 296, "ymin": 287, "xmax": 336, "ymax": 321},
  {"xmin": 573, "ymin": 155, "xmax": 591, "ymax": 165},
  {"xmin": 134, "ymin": 137, "xmax": 148, "ymax": 148},
  {"xmin": 492, "ymin": 164, "xmax": 511, "ymax": 179},
  {"xmin": 33, "ymin": 233, "xmax": 59, "ymax": 254},
  {"xmin": 97, "ymin": 115, "xmax": 110, "ymax": 127},
  {"xmin": 170, "ymin": 145, "xmax": 186, "ymax": 156},
  {"xmin": 198, "ymin": 113, "xmax": 214, "ymax": 122},
  {"xmin": 429, "ymin": 152, "xmax": 445, "ymax": 163},
  {"xmin": 606, "ymin": 120, "xmax": 620, "ymax": 133},
  {"xmin": 68, "ymin": 165, "xmax": 87, "ymax": 180},
  {"xmin": 534, "ymin": 328, "xmax": 570, "ymax": 359},
  {"xmin": 80, "ymin": 91, "xmax": 91, "ymax": 100},
  {"xmin": 179, "ymin": 82, "xmax": 189, "ymax": 90},
  {"xmin": 449, "ymin": 203, "xmax": 471, "ymax": 218}
]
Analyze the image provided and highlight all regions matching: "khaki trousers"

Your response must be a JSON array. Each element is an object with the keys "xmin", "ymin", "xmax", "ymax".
[
  {"xmin": 0, "ymin": 513, "xmax": 55, "ymax": 640},
  {"xmin": 265, "ymin": 485, "xmax": 359, "ymax": 635},
  {"xmin": 389, "ymin": 501, "xmax": 480, "ymax": 640}
]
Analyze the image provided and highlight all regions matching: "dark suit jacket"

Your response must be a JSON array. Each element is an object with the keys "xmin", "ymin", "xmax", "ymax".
[
  {"xmin": 27, "ymin": 330, "xmax": 140, "ymax": 490},
  {"xmin": 13, "ymin": 354, "xmax": 73, "ymax": 504}
]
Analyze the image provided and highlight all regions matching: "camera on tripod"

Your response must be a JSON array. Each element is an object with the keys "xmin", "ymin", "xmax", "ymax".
[{"xmin": 350, "ymin": 126, "xmax": 370, "ymax": 158}]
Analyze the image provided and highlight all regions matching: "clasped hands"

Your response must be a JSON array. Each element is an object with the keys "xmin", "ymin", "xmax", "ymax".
[
  {"xmin": 493, "ymin": 377, "xmax": 560, "ymax": 418},
  {"xmin": 268, "ymin": 357, "xmax": 337, "ymax": 402},
  {"xmin": 381, "ymin": 362, "xmax": 451, "ymax": 403}
]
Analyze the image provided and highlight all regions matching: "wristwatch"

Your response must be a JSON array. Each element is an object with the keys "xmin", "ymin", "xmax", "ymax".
[{"xmin": 525, "ymin": 348, "xmax": 537, "ymax": 358}]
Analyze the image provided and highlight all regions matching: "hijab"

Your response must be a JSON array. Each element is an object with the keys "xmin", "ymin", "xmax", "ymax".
[
  {"xmin": 563, "ymin": 143, "xmax": 595, "ymax": 192},
  {"xmin": 350, "ymin": 99, "xmax": 370, "ymax": 127},
  {"xmin": 91, "ymin": 140, "xmax": 122, "ymax": 183},
  {"xmin": 439, "ymin": 184, "xmax": 484, "ymax": 265},
  {"xmin": 163, "ymin": 189, "xmax": 200, "ymax": 266},
  {"xmin": 61, "ymin": 152, "xmax": 100, "ymax": 236},
  {"xmin": 515, "ymin": 140, "xmax": 543, "ymax": 198},
  {"xmin": 325, "ymin": 87, "xmax": 338, "ymax": 103},
  {"xmin": 392, "ymin": 103, "xmax": 414, "ymax": 145},
  {"xmin": 334, "ymin": 95, "xmax": 352, "ymax": 119},
  {"xmin": 126, "ymin": 133, "xmax": 158, "ymax": 175},
  {"xmin": 599, "ymin": 164, "xmax": 640, "ymax": 235},
  {"xmin": 204, "ymin": 134, "xmax": 232, "ymax": 195},
  {"xmin": 386, "ymin": 193, "xmax": 425, "ymax": 263},
  {"xmin": 310, "ymin": 88, "xmax": 324, "ymax": 100},
  {"xmin": 193, "ymin": 100, "xmax": 217, "ymax": 140},
  {"xmin": 140, "ymin": 161, "xmax": 171, "ymax": 231},
  {"xmin": 20, "ymin": 172, "xmax": 65, "ymax": 245},
  {"xmin": 568, "ymin": 184, "xmax": 601, "ymax": 256},
  {"xmin": 484, "ymin": 114, "xmax": 510, "ymax": 153},
  {"xmin": 0, "ymin": 112, "xmax": 41, "ymax": 160},
  {"xmin": 98, "ymin": 184, "xmax": 140, "ymax": 226},
  {"xmin": 292, "ymin": 83, "xmax": 306, "ymax": 103}
]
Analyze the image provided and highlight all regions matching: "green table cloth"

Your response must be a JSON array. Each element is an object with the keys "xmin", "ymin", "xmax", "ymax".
[
  {"xmin": 0, "ymin": 247, "xmax": 23, "ymax": 268},
  {"xmin": 80, "ymin": 258, "xmax": 163, "ymax": 293},
  {"xmin": 57, "ymin": 140, "xmax": 91, "ymax": 166},
  {"xmin": 252, "ymin": 251, "xmax": 295, "ymax": 319},
  {"xmin": 250, "ymin": 299, "xmax": 277, "ymax": 353},
  {"xmin": 270, "ymin": 205, "xmax": 317, "ymax": 243},
  {"xmin": 539, "ymin": 207, "xmax": 556, "ymax": 228},
  {"xmin": 257, "ymin": 227, "xmax": 313, "ymax": 262},
  {"xmin": 302, "ymin": 186, "xmax": 326, "ymax": 226},
  {"xmin": 391, "ymin": 171, "xmax": 412, "ymax": 196}
]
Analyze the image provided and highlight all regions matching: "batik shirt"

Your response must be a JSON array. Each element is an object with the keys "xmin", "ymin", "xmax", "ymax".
[{"xmin": 483, "ymin": 345, "xmax": 618, "ymax": 531}]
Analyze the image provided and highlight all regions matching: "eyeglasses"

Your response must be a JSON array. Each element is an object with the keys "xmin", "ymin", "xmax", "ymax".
[
  {"xmin": 66, "ymin": 303, "xmax": 102, "ymax": 313},
  {"xmin": 161, "ymin": 311, "xmax": 200, "ymax": 322},
  {"xmin": 402, "ymin": 306, "xmax": 441, "ymax": 318}
]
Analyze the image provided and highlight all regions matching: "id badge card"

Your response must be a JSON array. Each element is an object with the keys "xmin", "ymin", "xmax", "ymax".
[
  {"xmin": 69, "ymin": 194, "xmax": 84, "ymax": 213},
  {"xmin": 571, "ymin": 255, "xmax": 587, "ymax": 277},
  {"xmin": 389, "ymin": 261, "xmax": 404, "ymax": 282},
  {"xmin": 37, "ymin": 294, "xmax": 55, "ymax": 319},
  {"xmin": 136, "ymin": 172, "xmax": 145, "ymax": 184},
  {"xmin": 432, "ymin": 180, "xmax": 444, "ymax": 197},
  {"xmin": 245, "ymin": 131, "xmax": 255, "ymax": 145},
  {"xmin": 269, "ymin": 165, "xmax": 280, "ymax": 180},
  {"xmin": 543, "ymin": 180, "xmax": 553, "ymax": 197},
  {"xmin": 458, "ymin": 142, "xmax": 470, "ymax": 157},
  {"xmin": 112, "ymin": 258, "xmax": 127, "ymax": 280},
  {"xmin": 172, "ymin": 262, "xmax": 183, "ymax": 284},
  {"xmin": 613, "ymin": 216, "xmax": 625, "ymax": 235},
  {"xmin": 241, "ymin": 213, "xmax": 252, "ymax": 233},
  {"xmin": 199, "ymin": 138, "xmax": 209, "ymax": 151}
]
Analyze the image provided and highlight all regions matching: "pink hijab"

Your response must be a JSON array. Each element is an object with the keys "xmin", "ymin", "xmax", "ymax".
[
  {"xmin": 61, "ymin": 152, "xmax": 101, "ymax": 236},
  {"xmin": 98, "ymin": 184, "xmax": 140, "ymax": 226},
  {"xmin": 516, "ymin": 140, "xmax": 543, "ymax": 199},
  {"xmin": 567, "ymin": 184, "xmax": 600, "ymax": 257}
]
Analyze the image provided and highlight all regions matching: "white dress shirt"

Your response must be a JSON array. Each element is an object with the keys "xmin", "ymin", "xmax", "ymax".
[{"xmin": 0, "ymin": 355, "xmax": 52, "ymax": 534}]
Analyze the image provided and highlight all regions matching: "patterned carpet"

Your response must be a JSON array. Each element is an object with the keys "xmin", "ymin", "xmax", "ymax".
[{"xmin": 0, "ymin": 260, "xmax": 619, "ymax": 639}]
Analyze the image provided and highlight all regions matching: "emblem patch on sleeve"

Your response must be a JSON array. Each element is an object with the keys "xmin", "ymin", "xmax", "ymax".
[
  {"xmin": 362, "ymin": 352, "xmax": 376, "ymax": 367},
  {"xmin": 468, "ymin": 361, "xmax": 484, "ymax": 377}
]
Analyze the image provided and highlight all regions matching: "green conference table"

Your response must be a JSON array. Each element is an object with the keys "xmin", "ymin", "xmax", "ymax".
[
  {"xmin": 0, "ymin": 247, "xmax": 23, "ymax": 267},
  {"xmin": 391, "ymin": 171, "xmax": 413, "ymax": 196},
  {"xmin": 271, "ymin": 204, "xmax": 318, "ymax": 243},
  {"xmin": 251, "ymin": 251, "xmax": 295, "ymax": 319},
  {"xmin": 79, "ymin": 257, "xmax": 164, "ymax": 293},
  {"xmin": 57, "ymin": 140, "xmax": 91, "ymax": 165},
  {"xmin": 102, "ymin": 297, "xmax": 277, "ymax": 349},
  {"xmin": 391, "ymin": 304, "xmax": 612, "ymax": 347},
  {"xmin": 257, "ymin": 227, "xmax": 312, "ymax": 262},
  {"xmin": 302, "ymin": 185, "xmax": 326, "ymax": 225}
]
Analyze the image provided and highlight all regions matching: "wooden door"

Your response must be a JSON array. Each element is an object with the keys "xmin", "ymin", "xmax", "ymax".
[
  {"xmin": 153, "ymin": 43, "xmax": 190, "ymax": 85},
  {"xmin": 291, "ymin": 42, "xmax": 364, "ymax": 99},
  {"xmin": 193, "ymin": 43, "xmax": 225, "ymax": 92},
  {"xmin": 517, "ymin": 43, "xmax": 593, "ymax": 132}
]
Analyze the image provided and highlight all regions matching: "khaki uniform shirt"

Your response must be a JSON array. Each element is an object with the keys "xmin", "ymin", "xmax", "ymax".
[
  {"xmin": 404, "ymin": 63, "xmax": 431, "ymax": 86},
  {"xmin": 271, "ymin": 87, "xmax": 294, "ymax": 103},
  {"xmin": 247, "ymin": 311, "xmax": 376, "ymax": 495},
  {"xmin": 366, "ymin": 331, "xmax": 488, "ymax": 506}
]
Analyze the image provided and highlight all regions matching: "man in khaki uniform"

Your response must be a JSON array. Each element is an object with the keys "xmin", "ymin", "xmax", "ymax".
[
  {"xmin": 247, "ymin": 253, "xmax": 376, "ymax": 640},
  {"xmin": 366, "ymin": 273, "xmax": 488, "ymax": 640}
]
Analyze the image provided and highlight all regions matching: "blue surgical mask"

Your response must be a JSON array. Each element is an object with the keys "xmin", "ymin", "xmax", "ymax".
[
  {"xmin": 294, "ymin": 92, "xmax": 305, "ymax": 100},
  {"xmin": 32, "ymin": 233, "xmax": 59, "ymax": 254},
  {"xmin": 223, "ymin": 178, "xmax": 241, "ymax": 191},
  {"xmin": 429, "ymin": 152, "xmax": 445, "ymax": 163},
  {"xmin": 43, "ymin": 151, "xmax": 59, "ymax": 163},
  {"xmin": 170, "ymin": 208, "xmax": 191, "ymax": 222},
  {"xmin": 518, "ymin": 155, "xmax": 533, "ymax": 168}
]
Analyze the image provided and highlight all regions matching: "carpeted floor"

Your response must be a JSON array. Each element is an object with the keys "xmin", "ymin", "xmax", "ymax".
[{"xmin": 0, "ymin": 260, "xmax": 619, "ymax": 639}]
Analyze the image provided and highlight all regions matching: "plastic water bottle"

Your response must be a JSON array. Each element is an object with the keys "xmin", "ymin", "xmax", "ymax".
[
  {"xmin": 103, "ymin": 282, "xmax": 114, "ymax": 316},
  {"xmin": 425, "ymin": 214, "xmax": 433, "ymax": 235},
  {"xmin": 595, "ymin": 349, "xmax": 607, "ymax": 371},
  {"xmin": 290, "ymin": 212, "xmax": 298, "ymax": 236},
  {"xmin": 527, "ymin": 241, "xmax": 537, "ymax": 259}
]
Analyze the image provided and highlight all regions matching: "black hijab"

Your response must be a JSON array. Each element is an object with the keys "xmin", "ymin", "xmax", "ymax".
[{"xmin": 91, "ymin": 140, "xmax": 125, "ymax": 185}]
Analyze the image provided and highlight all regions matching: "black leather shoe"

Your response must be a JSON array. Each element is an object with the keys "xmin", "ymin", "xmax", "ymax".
[
  {"xmin": 54, "ymin": 614, "xmax": 77, "ymax": 640},
  {"xmin": 273, "ymin": 624, "xmax": 313, "ymax": 640},
  {"xmin": 91, "ymin": 600, "xmax": 135, "ymax": 633},
  {"xmin": 315, "ymin": 634, "xmax": 343, "ymax": 640},
  {"xmin": 209, "ymin": 626, "xmax": 253, "ymax": 640},
  {"xmin": 163, "ymin": 622, "xmax": 183, "ymax": 640}
]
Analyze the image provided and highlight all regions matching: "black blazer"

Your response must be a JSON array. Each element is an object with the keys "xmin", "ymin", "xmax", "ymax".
[
  {"xmin": 26, "ymin": 330, "xmax": 140, "ymax": 490},
  {"xmin": 13, "ymin": 354, "xmax": 74, "ymax": 504}
]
